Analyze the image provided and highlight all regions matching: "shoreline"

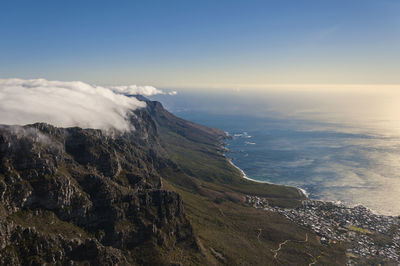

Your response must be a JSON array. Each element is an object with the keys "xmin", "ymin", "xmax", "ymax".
[
  {"xmin": 221, "ymin": 133, "xmax": 399, "ymax": 216},
  {"xmin": 222, "ymin": 132, "xmax": 309, "ymax": 198},
  {"xmin": 226, "ymin": 157, "xmax": 309, "ymax": 198},
  {"xmin": 227, "ymin": 156, "xmax": 400, "ymax": 217},
  {"xmin": 226, "ymin": 155, "xmax": 400, "ymax": 217}
]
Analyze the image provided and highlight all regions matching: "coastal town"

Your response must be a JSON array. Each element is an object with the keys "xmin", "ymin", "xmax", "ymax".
[{"xmin": 246, "ymin": 195, "xmax": 400, "ymax": 265}]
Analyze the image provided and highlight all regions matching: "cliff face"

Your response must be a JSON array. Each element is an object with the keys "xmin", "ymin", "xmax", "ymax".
[
  {"xmin": 0, "ymin": 103, "xmax": 200, "ymax": 265},
  {"xmin": 0, "ymin": 99, "xmax": 328, "ymax": 266}
]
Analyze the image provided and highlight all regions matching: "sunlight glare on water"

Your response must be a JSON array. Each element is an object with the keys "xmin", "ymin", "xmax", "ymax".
[{"xmin": 153, "ymin": 87, "xmax": 400, "ymax": 215}]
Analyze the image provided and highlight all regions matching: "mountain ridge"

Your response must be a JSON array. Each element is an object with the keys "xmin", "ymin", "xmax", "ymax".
[{"xmin": 0, "ymin": 100, "xmax": 348, "ymax": 265}]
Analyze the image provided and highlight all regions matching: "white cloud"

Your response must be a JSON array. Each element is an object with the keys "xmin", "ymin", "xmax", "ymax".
[
  {"xmin": 0, "ymin": 78, "xmax": 166, "ymax": 131},
  {"xmin": 110, "ymin": 85, "xmax": 164, "ymax": 96},
  {"xmin": 110, "ymin": 85, "xmax": 178, "ymax": 97}
]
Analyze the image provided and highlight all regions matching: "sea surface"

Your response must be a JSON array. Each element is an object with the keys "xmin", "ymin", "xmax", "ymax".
[{"xmin": 151, "ymin": 90, "xmax": 400, "ymax": 216}]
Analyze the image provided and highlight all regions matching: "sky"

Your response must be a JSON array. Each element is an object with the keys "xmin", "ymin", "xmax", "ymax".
[{"xmin": 1, "ymin": 0, "xmax": 400, "ymax": 89}]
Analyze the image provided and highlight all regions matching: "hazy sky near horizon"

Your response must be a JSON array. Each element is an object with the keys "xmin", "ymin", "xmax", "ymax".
[{"xmin": 1, "ymin": 0, "xmax": 400, "ymax": 89}]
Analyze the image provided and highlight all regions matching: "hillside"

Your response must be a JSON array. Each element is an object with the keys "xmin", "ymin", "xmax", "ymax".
[
  {"xmin": 146, "ymin": 100, "xmax": 347, "ymax": 265},
  {"xmin": 0, "ymin": 99, "xmax": 347, "ymax": 265}
]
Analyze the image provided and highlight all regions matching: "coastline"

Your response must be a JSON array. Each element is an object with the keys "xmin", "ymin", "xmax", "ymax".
[
  {"xmin": 221, "ymin": 132, "xmax": 399, "ymax": 216},
  {"xmin": 226, "ymin": 155, "xmax": 399, "ymax": 217},
  {"xmin": 225, "ymin": 146, "xmax": 400, "ymax": 263},
  {"xmin": 226, "ymin": 157, "xmax": 309, "ymax": 198},
  {"xmin": 221, "ymin": 132, "xmax": 309, "ymax": 198}
]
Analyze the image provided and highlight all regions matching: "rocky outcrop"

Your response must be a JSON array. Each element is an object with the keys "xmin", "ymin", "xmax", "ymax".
[{"xmin": 0, "ymin": 102, "xmax": 200, "ymax": 265}]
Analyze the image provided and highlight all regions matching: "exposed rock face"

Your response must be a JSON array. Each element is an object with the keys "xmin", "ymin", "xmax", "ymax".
[{"xmin": 0, "ymin": 102, "xmax": 199, "ymax": 265}]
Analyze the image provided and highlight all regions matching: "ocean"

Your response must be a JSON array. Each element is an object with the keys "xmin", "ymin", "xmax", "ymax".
[{"xmin": 151, "ymin": 90, "xmax": 400, "ymax": 216}]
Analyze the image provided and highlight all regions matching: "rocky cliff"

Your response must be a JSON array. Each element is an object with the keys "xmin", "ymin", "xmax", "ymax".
[
  {"xmin": 0, "ymin": 99, "xmax": 340, "ymax": 266},
  {"xmin": 0, "ymin": 101, "xmax": 202, "ymax": 265}
]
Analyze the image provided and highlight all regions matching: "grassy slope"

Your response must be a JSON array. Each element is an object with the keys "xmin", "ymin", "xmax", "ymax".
[
  {"xmin": 152, "ymin": 104, "xmax": 347, "ymax": 265},
  {"xmin": 160, "ymin": 128, "xmax": 304, "ymax": 208},
  {"xmin": 164, "ymin": 180, "xmax": 346, "ymax": 265}
]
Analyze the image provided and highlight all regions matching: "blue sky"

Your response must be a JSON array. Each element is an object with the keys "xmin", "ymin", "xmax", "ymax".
[{"xmin": 1, "ymin": 0, "xmax": 399, "ymax": 89}]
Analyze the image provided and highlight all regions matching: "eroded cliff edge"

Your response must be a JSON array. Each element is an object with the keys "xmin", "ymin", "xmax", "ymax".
[
  {"xmin": 0, "ymin": 100, "xmax": 344, "ymax": 265},
  {"xmin": 0, "ymin": 104, "xmax": 201, "ymax": 265}
]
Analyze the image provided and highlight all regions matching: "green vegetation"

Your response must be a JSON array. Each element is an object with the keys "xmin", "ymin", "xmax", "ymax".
[
  {"xmin": 159, "ymin": 126, "xmax": 304, "ymax": 208},
  {"xmin": 349, "ymin": 225, "xmax": 371, "ymax": 234},
  {"xmin": 8, "ymin": 209, "xmax": 89, "ymax": 239},
  {"xmin": 164, "ymin": 180, "xmax": 346, "ymax": 265},
  {"xmin": 0, "ymin": 102, "xmax": 348, "ymax": 265},
  {"xmin": 153, "ymin": 104, "xmax": 347, "ymax": 265}
]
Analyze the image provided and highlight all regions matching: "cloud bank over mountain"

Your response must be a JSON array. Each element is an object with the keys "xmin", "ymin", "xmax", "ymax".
[
  {"xmin": 0, "ymin": 78, "xmax": 168, "ymax": 131},
  {"xmin": 110, "ymin": 85, "xmax": 164, "ymax": 96},
  {"xmin": 110, "ymin": 85, "xmax": 177, "ymax": 96}
]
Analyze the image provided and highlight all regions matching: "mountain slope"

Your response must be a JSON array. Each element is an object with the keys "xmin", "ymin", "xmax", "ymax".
[
  {"xmin": 145, "ymin": 101, "xmax": 346, "ymax": 265},
  {"xmin": 0, "ymin": 119, "xmax": 201, "ymax": 265},
  {"xmin": 0, "ymin": 100, "xmax": 346, "ymax": 265}
]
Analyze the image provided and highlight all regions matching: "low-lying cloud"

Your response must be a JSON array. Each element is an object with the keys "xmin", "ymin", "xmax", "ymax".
[
  {"xmin": 110, "ymin": 85, "xmax": 164, "ymax": 96},
  {"xmin": 0, "ymin": 78, "xmax": 169, "ymax": 131},
  {"xmin": 110, "ymin": 85, "xmax": 177, "ymax": 96}
]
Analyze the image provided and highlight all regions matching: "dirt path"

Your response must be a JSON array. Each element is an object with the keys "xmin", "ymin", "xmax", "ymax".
[
  {"xmin": 215, "ymin": 205, "xmax": 225, "ymax": 217},
  {"xmin": 257, "ymin": 228, "xmax": 262, "ymax": 243},
  {"xmin": 307, "ymin": 252, "xmax": 318, "ymax": 266},
  {"xmin": 271, "ymin": 233, "xmax": 309, "ymax": 261},
  {"xmin": 271, "ymin": 240, "xmax": 290, "ymax": 260},
  {"xmin": 210, "ymin": 247, "xmax": 226, "ymax": 263}
]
